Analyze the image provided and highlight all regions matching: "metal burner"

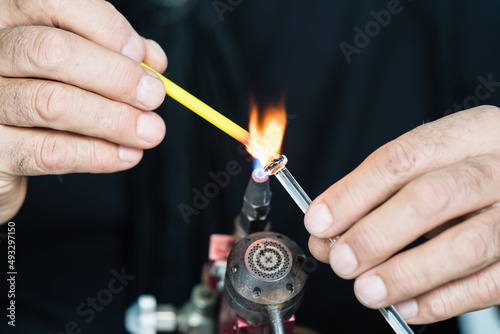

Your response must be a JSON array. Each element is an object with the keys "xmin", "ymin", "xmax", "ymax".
[
  {"xmin": 224, "ymin": 232, "xmax": 309, "ymax": 331},
  {"xmin": 245, "ymin": 238, "xmax": 292, "ymax": 281}
]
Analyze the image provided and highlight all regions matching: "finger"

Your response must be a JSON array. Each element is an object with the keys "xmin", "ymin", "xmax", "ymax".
[
  {"xmin": 0, "ymin": 26, "xmax": 166, "ymax": 110},
  {"xmin": 0, "ymin": 78, "xmax": 165, "ymax": 148},
  {"xmin": 394, "ymin": 260, "xmax": 500, "ymax": 324},
  {"xmin": 308, "ymin": 235, "xmax": 331, "ymax": 264},
  {"xmin": 424, "ymin": 217, "xmax": 462, "ymax": 239},
  {"xmin": 329, "ymin": 153, "xmax": 500, "ymax": 278},
  {"xmin": 0, "ymin": 175, "xmax": 27, "ymax": 224},
  {"xmin": 0, "ymin": 125, "xmax": 143, "ymax": 175},
  {"xmin": 143, "ymin": 38, "xmax": 168, "ymax": 74},
  {"xmin": 0, "ymin": 0, "xmax": 162, "ymax": 63},
  {"xmin": 304, "ymin": 106, "xmax": 500, "ymax": 238},
  {"xmin": 423, "ymin": 206, "xmax": 495, "ymax": 239},
  {"xmin": 352, "ymin": 205, "xmax": 500, "ymax": 310}
]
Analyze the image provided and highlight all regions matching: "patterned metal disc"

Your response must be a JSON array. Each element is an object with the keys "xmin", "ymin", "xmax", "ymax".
[{"xmin": 244, "ymin": 238, "xmax": 292, "ymax": 281}]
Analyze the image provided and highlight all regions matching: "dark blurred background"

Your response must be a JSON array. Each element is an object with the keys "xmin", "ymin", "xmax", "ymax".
[{"xmin": 2, "ymin": 0, "xmax": 500, "ymax": 333}]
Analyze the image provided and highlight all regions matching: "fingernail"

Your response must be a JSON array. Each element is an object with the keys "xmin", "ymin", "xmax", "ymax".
[
  {"xmin": 394, "ymin": 299, "xmax": 418, "ymax": 320},
  {"xmin": 355, "ymin": 275, "xmax": 387, "ymax": 307},
  {"xmin": 121, "ymin": 34, "xmax": 145, "ymax": 62},
  {"xmin": 136, "ymin": 74, "xmax": 165, "ymax": 109},
  {"xmin": 304, "ymin": 201, "xmax": 334, "ymax": 235},
  {"xmin": 329, "ymin": 243, "xmax": 358, "ymax": 276},
  {"xmin": 118, "ymin": 145, "xmax": 143, "ymax": 163},
  {"xmin": 136, "ymin": 112, "xmax": 165, "ymax": 144}
]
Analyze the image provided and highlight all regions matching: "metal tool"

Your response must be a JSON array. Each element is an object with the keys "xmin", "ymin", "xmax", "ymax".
[
  {"xmin": 263, "ymin": 154, "xmax": 415, "ymax": 334},
  {"xmin": 125, "ymin": 285, "xmax": 218, "ymax": 334},
  {"xmin": 234, "ymin": 168, "xmax": 272, "ymax": 239},
  {"xmin": 224, "ymin": 232, "xmax": 309, "ymax": 334}
]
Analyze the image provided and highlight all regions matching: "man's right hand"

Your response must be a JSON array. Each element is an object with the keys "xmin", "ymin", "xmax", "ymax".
[{"xmin": 0, "ymin": 0, "xmax": 168, "ymax": 223}]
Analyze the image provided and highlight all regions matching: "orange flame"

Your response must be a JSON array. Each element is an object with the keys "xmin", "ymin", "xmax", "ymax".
[{"xmin": 246, "ymin": 99, "xmax": 287, "ymax": 166}]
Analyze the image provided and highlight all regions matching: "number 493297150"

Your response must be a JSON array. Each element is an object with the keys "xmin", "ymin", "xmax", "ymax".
[{"xmin": 7, "ymin": 222, "xmax": 15, "ymax": 271}]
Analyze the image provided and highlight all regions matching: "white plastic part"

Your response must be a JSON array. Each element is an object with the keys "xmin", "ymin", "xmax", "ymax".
[
  {"xmin": 458, "ymin": 307, "xmax": 500, "ymax": 334},
  {"xmin": 125, "ymin": 295, "xmax": 158, "ymax": 334}
]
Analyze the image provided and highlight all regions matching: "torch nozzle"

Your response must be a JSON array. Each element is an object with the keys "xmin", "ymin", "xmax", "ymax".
[{"xmin": 234, "ymin": 167, "xmax": 272, "ymax": 239}]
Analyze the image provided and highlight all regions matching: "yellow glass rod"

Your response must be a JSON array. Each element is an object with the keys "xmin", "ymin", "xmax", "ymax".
[{"xmin": 141, "ymin": 63, "xmax": 250, "ymax": 145}]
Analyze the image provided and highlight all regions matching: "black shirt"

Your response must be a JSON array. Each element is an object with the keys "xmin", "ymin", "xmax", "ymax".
[{"xmin": 3, "ymin": 0, "xmax": 500, "ymax": 333}]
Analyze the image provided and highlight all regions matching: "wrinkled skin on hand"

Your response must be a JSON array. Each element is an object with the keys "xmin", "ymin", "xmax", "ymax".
[
  {"xmin": 305, "ymin": 106, "xmax": 500, "ymax": 324},
  {"xmin": 0, "ymin": 0, "xmax": 168, "ymax": 223}
]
